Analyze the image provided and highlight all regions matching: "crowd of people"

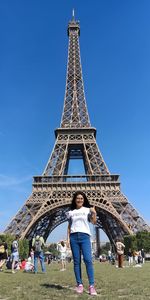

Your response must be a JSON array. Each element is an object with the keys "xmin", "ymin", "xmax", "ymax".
[
  {"xmin": 0, "ymin": 239, "xmax": 35, "ymax": 273},
  {"xmin": 0, "ymin": 191, "xmax": 148, "ymax": 296},
  {"xmin": 101, "ymin": 243, "xmax": 146, "ymax": 268},
  {"xmin": 127, "ymin": 248, "xmax": 145, "ymax": 266},
  {"xmin": 0, "ymin": 236, "xmax": 68, "ymax": 274}
]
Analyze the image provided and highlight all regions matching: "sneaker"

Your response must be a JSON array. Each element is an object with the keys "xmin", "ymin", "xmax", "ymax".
[
  {"xmin": 75, "ymin": 284, "xmax": 83, "ymax": 294},
  {"xmin": 12, "ymin": 270, "xmax": 16, "ymax": 274},
  {"xmin": 89, "ymin": 285, "xmax": 97, "ymax": 296}
]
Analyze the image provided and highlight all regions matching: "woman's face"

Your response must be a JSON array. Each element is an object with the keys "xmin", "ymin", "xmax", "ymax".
[{"xmin": 75, "ymin": 194, "xmax": 84, "ymax": 209}]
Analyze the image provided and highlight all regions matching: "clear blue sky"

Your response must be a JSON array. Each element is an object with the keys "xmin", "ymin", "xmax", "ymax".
[{"xmin": 0, "ymin": 0, "xmax": 150, "ymax": 242}]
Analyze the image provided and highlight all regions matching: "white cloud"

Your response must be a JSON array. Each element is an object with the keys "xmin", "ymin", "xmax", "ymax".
[{"xmin": 0, "ymin": 174, "xmax": 32, "ymax": 187}]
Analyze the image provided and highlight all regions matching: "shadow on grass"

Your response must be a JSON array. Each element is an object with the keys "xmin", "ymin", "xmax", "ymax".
[
  {"xmin": 3, "ymin": 270, "xmax": 45, "ymax": 275},
  {"xmin": 41, "ymin": 283, "xmax": 67, "ymax": 290},
  {"xmin": 3, "ymin": 270, "xmax": 18, "ymax": 275}
]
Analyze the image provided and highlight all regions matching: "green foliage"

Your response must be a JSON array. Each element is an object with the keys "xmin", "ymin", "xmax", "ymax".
[
  {"xmin": 124, "ymin": 234, "xmax": 137, "ymax": 254},
  {"xmin": 136, "ymin": 231, "xmax": 150, "ymax": 252},
  {"xmin": 45, "ymin": 243, "xmax": 60, "ymax": 257},
  {"xmin": 124, "ymin": 231, "xmax": 150, "ymax": 253},
  {"xmin": 100, "ymin": 242, "xmax": 111, "ymax": 255},
  {"xmin": 19, "ymin": 239, "xmax": 29, "ymax": 259},
  {"xmin": 0, "ymin": 234, "xmax": 29, "ymax": 259},
  {"xmin": 0, "ymin": 233, "xmax": 15, "ymax": 255}
]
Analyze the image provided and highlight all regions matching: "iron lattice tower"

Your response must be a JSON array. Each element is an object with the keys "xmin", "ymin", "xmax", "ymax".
[{"xmin": 5, "ymin": 14, "xmax": 150, "ymax": 245}]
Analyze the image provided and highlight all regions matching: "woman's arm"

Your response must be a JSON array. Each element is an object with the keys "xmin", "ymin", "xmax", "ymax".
[
  {"xmin": 67, "ymin": 223, "xmax": 71, "ymax": 247},
  {"xmin": 90, "ymin": 206, "xmax": 97, "ymax": 225},
  {"xmin": 121, "ymin": 242, "xmax": 125, "ymax": 248},
  {"xmin": 5, "ymin": 244, "xmax": 8, "ymax": 257}
]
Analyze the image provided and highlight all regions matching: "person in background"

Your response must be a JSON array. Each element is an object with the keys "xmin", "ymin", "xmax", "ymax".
[
  {"xmin": 6, "ymin": 256, "xmax": 12, "ymax": 270},
  {"xmin": 30, "ymin": 248, "xmax": 34, "ymax": 264},
  {"xmin": 20, "ymin": 258, "xmax": 26, "ymax": 270},
  {"xmin": 141, "ymin": 249, "xmax": 145, "ymax": 264},
  {"xmin": 108, "ymin": 249, "xmax": 112, "ymax": 263},
  {"xmin": 59, "ymin": 241, "xmax": 67, "ymax": 271},
  {"xmin": 137, "ymin": 250, "xmax": 142, "ymax": 264},
  {"xmin": 24, "ymin": 257, "xmax": 34, "ymax": 272},
  {"xmin": 47, "ymin": 254, "xmax": 52, "ymax": 265},
  {"xmin": 0, "ymin": 238, "xmax": 8, "ymax": 271},
  {"xmin": 11, "ymin": 236, "xmax": 19, "ymax": 274},
  {"xmin": 67, "ymin": 191, "xmax": 97, "ymax": 296},
  {"xmin": 32, "ymin": 235, "xmax": 45, "ymax": 273},
  {"xmin": 99, "ymin": 254, "xmax": 102, "ymax": 263},
  {"xmin": 115, "ymin": 238, "xmax": 125, "ymax": 268},
  {"xmin": 128, "ymin": 248, "xmax": 133, "ymax": 266},
  {"xmin": 133, "ymin": 250, "xmax": 139, "ymax": 264}
]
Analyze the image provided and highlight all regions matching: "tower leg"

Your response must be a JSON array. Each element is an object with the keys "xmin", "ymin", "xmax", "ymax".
[{"xmin": 95, "ymin": 227, "xmax": 101, "ymax": 258}]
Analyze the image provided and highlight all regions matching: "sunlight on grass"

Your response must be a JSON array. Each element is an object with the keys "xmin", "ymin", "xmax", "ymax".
[{"xmin": 0, "ymin": 262, "xmax": 150, "ymax": 299}]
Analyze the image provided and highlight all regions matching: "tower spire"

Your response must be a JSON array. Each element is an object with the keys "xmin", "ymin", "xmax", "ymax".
[
  {"xmin": 61, "ymin": 15, "xmax": 90, "ymax": 128},
  {"xmin": 72, "ymin": 8, "xmax": 75, "ymax": 20}
]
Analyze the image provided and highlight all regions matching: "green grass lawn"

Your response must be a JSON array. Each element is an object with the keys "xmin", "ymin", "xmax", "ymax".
[{"xmin": 0, "ymin": 261, "xmax": 150, "ymax": 300}]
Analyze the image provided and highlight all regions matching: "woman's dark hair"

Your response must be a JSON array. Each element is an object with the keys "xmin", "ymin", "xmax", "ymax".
[
  {"xmin": 61, "ymin": 241, "xmax": 65, "ymax": 247},
  {"xmin": 70, "ymin": 191, "xmax": 91, "ymax": 210}
]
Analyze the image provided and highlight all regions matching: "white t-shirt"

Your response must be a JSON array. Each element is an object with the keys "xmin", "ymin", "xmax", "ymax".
[
  {"xmin": 116, "ymin": 242, "xmax": 125, "ymax": 255},
  {"xmin": 67, "ymin": 206, "xmax": 91, "ymax": 236},
  {"xmin": 59, "ymin": 245, "xmax": 67, "ymax": 259},
  {"xmin": 60, "ymin": 245, "xmax": 66, "ymax": 254},
  {"xmin": 24, "ymin": 261, "xmax": 33, "ymax": 272}
]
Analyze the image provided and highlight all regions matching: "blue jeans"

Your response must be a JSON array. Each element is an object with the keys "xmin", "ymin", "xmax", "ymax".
[
  {"xmin": 34, "ymin": 251, "xmax": 45, "ymax": 273},
  {"xmin": 70, "ymin": 232, "xmax": 94, "ymax": 286}
]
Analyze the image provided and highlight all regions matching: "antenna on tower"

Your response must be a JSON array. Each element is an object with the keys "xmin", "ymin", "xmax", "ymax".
[{"xmin": 72, "ymin": 8, "xmax": 75, "ymax": 20}]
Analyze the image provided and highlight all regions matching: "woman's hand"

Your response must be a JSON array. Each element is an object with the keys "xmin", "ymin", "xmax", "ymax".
[{"xmin": 90, "ymin": 206, "xmax": 96, "ymax": 214}]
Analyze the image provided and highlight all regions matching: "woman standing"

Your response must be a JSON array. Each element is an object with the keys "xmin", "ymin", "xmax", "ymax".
[
  {"xmin": 11, "ymin": 236, "xmax": 19, "ymax": 274},
  {"xmin": 67, "ymin": 191, "xmax": 97, "ymax": 296},
  {"xmin": 59, "ymin": 241, "xmax": 67, "ymax": 271},
  {"xmin": 115, "ymin": 239, "xmax": 125, "ymax": 268}
]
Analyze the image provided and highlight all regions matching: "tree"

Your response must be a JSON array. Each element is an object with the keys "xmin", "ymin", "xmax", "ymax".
[
  {"xmin": 124, "ymin": 231, "xmax": 150, "ymax": 254},
  {"xmin": 19, "ymin": 239, "xmax": 29, "ymax": 259},
  {"xmin": 0, "ymin": 234, "xmax": 29, "ymax": 259},
  {"xmin": 46, "ymin": 243, "xmax": 60, "ymax": 257},
  {"xmin": 136, "ymin": 231, "xmax": 150, "ymax": 252},
  {"xmin": 0, "ymin": 233, "xmax": 14, "ymax": 255},
  {"xmin": 124, "ymin": 235, "xmax": 137, "ymax": 254},
  {"xmin": 100, "ymin": 242, "xmax": 111, "ymax": 255}
]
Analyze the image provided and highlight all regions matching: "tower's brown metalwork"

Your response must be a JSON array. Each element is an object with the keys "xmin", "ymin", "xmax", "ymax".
[{"xmin": 5, "ymin": 14, "xmax": 150, "ymax": 245}]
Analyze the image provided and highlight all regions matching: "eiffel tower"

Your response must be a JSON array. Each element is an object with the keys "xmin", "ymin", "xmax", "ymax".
[{"xmin": 5, "ymin": 12, "xmax": 149, "ymax": 245}]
